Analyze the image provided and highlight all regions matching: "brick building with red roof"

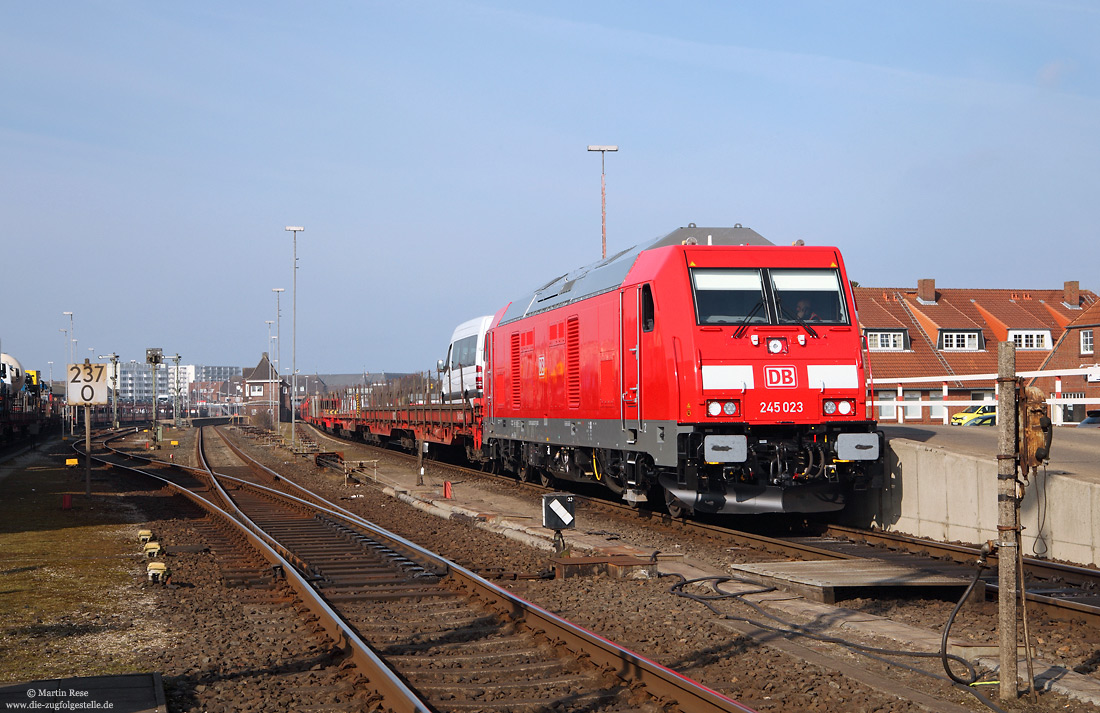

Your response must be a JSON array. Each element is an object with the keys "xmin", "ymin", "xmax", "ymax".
[{"xmin": 855, "ymin": 280, "xmax": 1099, "ymax": 424}]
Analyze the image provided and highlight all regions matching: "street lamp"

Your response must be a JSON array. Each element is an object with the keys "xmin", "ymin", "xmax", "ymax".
[
  {"xmin": 273, "ymin": 287, "xmax": 285, "ymax": 429},
  {"xmin": 58, "ymin": 329, "xmax": 69, "ymax": 436},
  {"xmin": 587, "ymin": 145, "xmax": 618, "ymax": 260},
  {"xmin": 266, "ymin": 320, "xmax": 275, "ymax": 431},
  {"xmin": 130, "ymin": 360, "xmax": 138, "ymax": 423},
  {"xmin": 285, "ymin": 226, "xmax": 304, "ymax": 450},
  {"xmin": 62, "ymin": 311, "xmax": 74, "ymax": 435}
]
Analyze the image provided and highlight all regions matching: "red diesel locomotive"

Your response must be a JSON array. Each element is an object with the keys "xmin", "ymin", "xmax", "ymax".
[
  {"xmin": 303, "ymin": 225, "xmax": 883, "ymax": 517},
  {"xmin": 480, "ymin": 224, "xmax": 881, "ymax": 516}
]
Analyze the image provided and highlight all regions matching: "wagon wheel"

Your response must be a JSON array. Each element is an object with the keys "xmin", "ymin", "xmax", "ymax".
[{"xmin": 664, "ymin": 488, "xmax": 693, "ymax": 519}]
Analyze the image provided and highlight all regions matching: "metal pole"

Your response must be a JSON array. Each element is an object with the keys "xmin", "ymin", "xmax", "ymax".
[
  {"xmin": 266, "ymin": 320, "xmax": 274, "ymax": 431},
  {"xmin": 293, "ymin": 232, "xmax": 297, "ymax": 451},
  {"xmin": 172, "ymin": 354, "xmax": 181, "ymax": 428},
  {"xmin": 284, "ymin": 228, "xmax": 303, "ymax": 450},
  {"xmin": 997, "ymin": 341, "xmax": 1019, "ymax": 701},
  {"xmin": 152, "ymin": 361, "xmax": 158, "ymax": 447},
  {"xmin": 84, "ymin": 404, "xmax": 91, "ymax": 496},
  {"xmin": 111, "ymin": 357, "xmax": 118, "ymax": 428},
  {"xmin": 59, "ymin": 330, "xmax": 69, "ymax": 436},
  {"xmin": 587, "ymin": 146, "xmax": 617, "ymax": 260},
  {"xmin": 600, "ymin": 155, "xmax": 607, "ymax": 260},
  {"xmin": 273, "ymin": 288, "xmax": 284, "ymax": 431}
]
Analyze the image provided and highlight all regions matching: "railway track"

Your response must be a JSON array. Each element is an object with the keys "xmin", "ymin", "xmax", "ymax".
[
  {"xmin": 86, "ymin": 428, "xmax": 755, "ymax": 713},
  {"xmin": 303, "ymin": 422, "xmax": 1100, "ymax": 629}
]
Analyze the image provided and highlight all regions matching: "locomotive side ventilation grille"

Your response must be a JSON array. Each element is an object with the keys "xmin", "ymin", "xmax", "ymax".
[
  {"xmin": 510, "ymin": 331, "xmax": 521, "ymax": 410},
  {"xmin": 567, "ymin": 316, "xmax": 581, "ymax": 409}
]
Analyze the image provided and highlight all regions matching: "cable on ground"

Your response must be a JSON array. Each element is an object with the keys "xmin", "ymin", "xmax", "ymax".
[{"xmin": 665, "ymin": 570, "xmax": 1007, "ymax": 713}]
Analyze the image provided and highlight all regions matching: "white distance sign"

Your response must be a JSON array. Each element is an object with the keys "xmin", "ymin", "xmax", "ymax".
[{"xmin": 67, "ymin": 363, "xmax": 109, "ymax": 405}]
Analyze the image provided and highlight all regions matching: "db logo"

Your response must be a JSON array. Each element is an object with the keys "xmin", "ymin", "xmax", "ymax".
[{"xmin": 764, "ymin": 366, "xmax": 797, "ymax": 389}]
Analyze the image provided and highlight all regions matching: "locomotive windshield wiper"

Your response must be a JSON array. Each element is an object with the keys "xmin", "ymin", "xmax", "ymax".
[
  {"xmin": 733, "ymin": 301, "xmax": 764, "ymax": 339},
  {"xmin": 777, "ymin": 300, "xmax": 819, "ymax": 339}
]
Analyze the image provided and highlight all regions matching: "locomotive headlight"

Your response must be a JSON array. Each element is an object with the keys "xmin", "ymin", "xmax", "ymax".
[
  {"xmin": 767, "ymin": 338, "xmax": 785, "ymax": 354},
  {"xmin": 823, "ymin": 400, "xmax": 837, "ymax": 415},
  {"xmin": 707, "ymin": 400, "xmax": 723, "ymax": 417},
  {"xmin": 723, "ymin": 400, "xmax": 738, "ymax": 415},
  {"xmin": 838, "ymin": 400, "xmax": 853, "ymax": 415}
]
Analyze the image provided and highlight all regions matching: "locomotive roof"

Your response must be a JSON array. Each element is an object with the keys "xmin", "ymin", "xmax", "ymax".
[{"xmin": 498, "ymin": 225, "xmax": 772, "ymax": 325}]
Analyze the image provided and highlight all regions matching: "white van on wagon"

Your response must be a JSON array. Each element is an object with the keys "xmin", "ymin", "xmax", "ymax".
[{"xmin": 438, "ymin": 316, "xmax": 493, "ymax": 405}]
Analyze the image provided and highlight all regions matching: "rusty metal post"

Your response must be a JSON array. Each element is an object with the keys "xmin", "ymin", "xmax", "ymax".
[{"xmin": 997, "ymin": 341, "xmax": 1019, "ymax": 701}]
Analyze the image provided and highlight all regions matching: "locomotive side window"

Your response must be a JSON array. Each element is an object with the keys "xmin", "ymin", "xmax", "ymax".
[
  {"xmin": 690, "ymin": 269, "xmax": 766, "ymax": 325},
  {"xmin": 771, "ymin": 269, "xmax": 848, "ymax": 325},
  {"xmin": 641, "ymin": 284, "xmax": 655, "ymax": 332}
]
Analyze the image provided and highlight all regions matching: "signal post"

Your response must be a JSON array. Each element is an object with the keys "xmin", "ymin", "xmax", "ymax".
[
  {"xmin": 996, "ymin": 342, "xmax": 1055, "ymax": 701},
  {"xmin": 996, "ymin": 343, "xmax": 1018, "ymax": 700}
]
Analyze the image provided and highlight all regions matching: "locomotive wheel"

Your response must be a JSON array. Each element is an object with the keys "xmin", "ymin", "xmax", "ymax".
[
  {"xmin": 539, "ymin": 468, "xmax": 555, "ymax": 488},
  {"xmin": 521, "ymin": 465, "xmax": 538, "ymax": 483},
  {"xmin": 664, "ymin": 488, "xmax": 693, "ymax": 519}
]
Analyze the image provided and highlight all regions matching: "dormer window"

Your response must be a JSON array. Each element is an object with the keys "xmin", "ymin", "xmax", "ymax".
[
  {"xmin": 1009, "ymin": 330, "xmax": 1051, "ymax": 350},
  {"xmin": 940, "ymin": 331, "xmax": 982, "ymax": 351},
  {"xmin": 866, "ymin": 330, "xmax": 908, "ymax": 351}
]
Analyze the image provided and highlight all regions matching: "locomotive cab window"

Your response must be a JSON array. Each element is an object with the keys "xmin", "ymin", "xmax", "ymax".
[
  {"xmin": 690, "ymin": 269, "xmax": 767, "ymax": 325},
  {"xmin": 771, "ymin": 269, "xmax": 848, "ymax": 325}
]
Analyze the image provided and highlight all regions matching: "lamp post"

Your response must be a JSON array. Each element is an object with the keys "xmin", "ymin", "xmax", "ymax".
[
  {"xmin": 587, "ymin": 145, "xmax": 618, "ymax": 260},
  {"xmin": 62, "ymin": 311, "xmax": 74, "ymax": 435},
  {"xmin": 265, "ymin": 320, "xmax": 275, "ymax": 431},
  {"xmin": 273, "ymin": 287, "xmax": 285, "ymax": 429},
  {"xmin": 130, "ymin": 360, "xmax": 137, "ymax": 423},
  {"xmin": 285, "ymin": 226, "xmax": 304, "ymax": 450},
  {"xmin": 58, "ymin": 329, "xmax": 69, "ymax": 436}
]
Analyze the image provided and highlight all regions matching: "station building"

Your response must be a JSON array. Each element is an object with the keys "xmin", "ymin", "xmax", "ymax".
[{"xmin": 856, "ymin": 280, "xmax": 1099, "ymax": 424}]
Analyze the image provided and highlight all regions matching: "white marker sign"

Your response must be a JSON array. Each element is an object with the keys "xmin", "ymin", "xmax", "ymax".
[
  {"xmin": 550, "ymin": 499, "xmax": 574, "ymax": 526},
  {"xmin": 67, "ymin": 363, "xmax": 109, "ymax": 405}
]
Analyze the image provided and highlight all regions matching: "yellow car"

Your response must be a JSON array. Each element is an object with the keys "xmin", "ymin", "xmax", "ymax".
[{"xmin": 951, "ymin": 403, "xmax": 997, "ymax": 425}]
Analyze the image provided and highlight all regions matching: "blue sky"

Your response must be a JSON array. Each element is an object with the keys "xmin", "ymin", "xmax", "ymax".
[{"xmin": 3, "ymin": 1, "xmax": 1098, "ymax": 376}]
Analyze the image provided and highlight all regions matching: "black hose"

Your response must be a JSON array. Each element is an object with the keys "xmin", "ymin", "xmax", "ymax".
[
  {"xmin": 941, "ymin": 561, "xmax": 987, "ymax": 685},
  {"xmin": 666, "ymin": 572, "xmax": 1009, "ymax": 713}
]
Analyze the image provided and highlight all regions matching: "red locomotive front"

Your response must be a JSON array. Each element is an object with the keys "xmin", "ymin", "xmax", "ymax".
[{"xmin": 483, "ymin": 225, "xmax": 882, "ymax": 517}]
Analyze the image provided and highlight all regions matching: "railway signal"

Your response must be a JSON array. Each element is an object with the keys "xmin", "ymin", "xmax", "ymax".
[
  {"xmin": 147, "ymin": 348, "xmax": 163, "ymax": 447},
  {"xmin": 543, "ymin": 493, "xmax": 575, "ymax": 556}
]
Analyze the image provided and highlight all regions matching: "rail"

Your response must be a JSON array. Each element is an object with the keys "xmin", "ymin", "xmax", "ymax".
[
  {"xmin": 208, "ymin": 426, "xmax": 755, "ymax": 712},
  {"xmin": 90, "ymin": 430, "xmax": 435, "ymax": 713}
]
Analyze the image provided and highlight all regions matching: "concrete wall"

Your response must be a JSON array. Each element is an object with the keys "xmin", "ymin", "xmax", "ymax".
[{"xmin": 843, "ymin": 439, "xmax": 1100, "ymax": 568}]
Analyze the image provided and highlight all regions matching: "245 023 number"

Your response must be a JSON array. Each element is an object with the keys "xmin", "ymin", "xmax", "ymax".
[{"xmin": 759, "ymin": 401, "xmax": 804, "ymax": 414}]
